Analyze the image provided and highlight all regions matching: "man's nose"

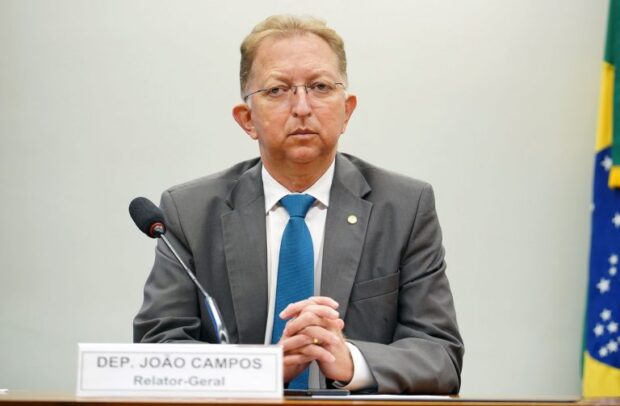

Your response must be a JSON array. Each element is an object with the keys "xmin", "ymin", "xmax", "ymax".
[{"xmin": 291, "ymin": 86, "xmax": 312, "ymax": 117}]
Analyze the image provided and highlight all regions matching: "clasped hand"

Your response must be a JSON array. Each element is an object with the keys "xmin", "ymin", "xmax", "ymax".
[{"xmin": 278, "ymin": 296, "xmax": 353, "ymax": 384}]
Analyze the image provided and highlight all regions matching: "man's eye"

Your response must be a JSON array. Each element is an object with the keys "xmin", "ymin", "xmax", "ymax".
[
  {"xmin": 264, "ymin": 86, "xmax": 289, "ymax": 96},
  {"xmin": 309, "ymin": 82, "xmax": 332, "ymax": 93}
]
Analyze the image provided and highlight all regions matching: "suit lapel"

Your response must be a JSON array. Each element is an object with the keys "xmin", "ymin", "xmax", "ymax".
[
  {"xmin": 221, "ymin": 161, "xmax": 268, "ymax": 344},
  {"xmin": 321, "ymin": 154, "xmax": 372, "ymax": 319}
]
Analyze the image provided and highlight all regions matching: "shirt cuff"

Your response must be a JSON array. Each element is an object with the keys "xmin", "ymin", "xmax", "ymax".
[{"xmin": 332, "ymin": 341, "xmax": 376, "ymax": 391}]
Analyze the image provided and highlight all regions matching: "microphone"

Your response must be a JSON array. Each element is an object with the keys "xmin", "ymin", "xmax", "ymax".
[
  {"xmin": 129, "ymin": 197, "xmax": 229, "ymax": 344},
  {"xmin": 128, "ymin": 197, "xmax": 166, "ymax": 238}
]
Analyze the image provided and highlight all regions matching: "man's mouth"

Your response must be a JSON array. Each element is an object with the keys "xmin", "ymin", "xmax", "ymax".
[{"xmin": 288, "ymin": 128, "xmax": 318, "ymax": 136}]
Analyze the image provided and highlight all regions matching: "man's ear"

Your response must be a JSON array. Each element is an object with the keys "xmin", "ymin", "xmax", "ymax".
[
  {"xmin": 232, "ymin": 103, "xmax": 258, "ymax": 140},
  {"xmin": 341, "ymin": 94, "xmax": 357, "ymax": 134}
]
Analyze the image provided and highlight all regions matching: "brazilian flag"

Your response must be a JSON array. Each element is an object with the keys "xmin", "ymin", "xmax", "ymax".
[{"xmin": 583, "ymin": 0, "xmax": 620, "ymax": 396}]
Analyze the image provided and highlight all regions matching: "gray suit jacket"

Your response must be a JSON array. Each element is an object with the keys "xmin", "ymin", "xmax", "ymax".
[{"xmin": 134, "ymin": 153, "xmax": 464, "ymax": 394}]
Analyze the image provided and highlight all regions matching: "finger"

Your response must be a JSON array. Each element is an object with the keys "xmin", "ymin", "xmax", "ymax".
[
  {"xmin": 280, "ymin": 334, "xmax": 313, "ymax": 352},
  {"xmin": 312, "ymin": 317, "xmax": 345, "ymax": 333},
  {"xmin": 284, "ymin": 318, "xmax": 345, "ymax": 340},
  {"xmin": 295, "ymin": 325, "xmax": 341, "ymax": 346},
  {"xmin": 328, "ymin": 317, "xmax": 345, "ymax": 331},
  {"xmin": 284, "ymin": 312, "xmax": 344, "ymax": 337},
  {"xmin": 283, "ymin": 353, "xmax": 316, "ymax": 366},
  {"xmin": 280, "ymin": 296, "xmax": 339, "ymax": 318},
  {"xmin": 280, "ymin": 306, "xmax": 341, "ymax": 338},
  {"xmin": 285, "ymin": 343, "xmax": 336, "ymax": 364},
  {"xmin": 298, "ymin": 304, "xmax": 340, "ymax": 319},
  {"xmin": 283, "ymin": 311, "xmax": 327, "ymax": 336},
  {"xmin": 301, "ymin": 342, "xmax": 336, "ymax": 363}
]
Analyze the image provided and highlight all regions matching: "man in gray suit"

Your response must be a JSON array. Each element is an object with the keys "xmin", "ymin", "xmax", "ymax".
[{"xmin": 134, "ymin": 15, "xmax": 463, "ymax": 394}]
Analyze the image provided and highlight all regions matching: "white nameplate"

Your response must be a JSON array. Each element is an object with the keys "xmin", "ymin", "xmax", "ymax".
[{"xmin": 77, "ymin": 343, "xmax": 282, "ymax": 398}]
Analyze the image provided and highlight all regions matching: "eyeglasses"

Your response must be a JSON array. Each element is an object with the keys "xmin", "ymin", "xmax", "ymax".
[{"xmin": 243, "ymin": 80, "xmax": 345, "ymax": 104}]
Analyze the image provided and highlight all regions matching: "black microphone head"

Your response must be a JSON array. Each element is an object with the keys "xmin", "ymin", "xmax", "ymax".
[{"xmin": 129, "ymin": 197, "xmax": 166, "ymax": 238}]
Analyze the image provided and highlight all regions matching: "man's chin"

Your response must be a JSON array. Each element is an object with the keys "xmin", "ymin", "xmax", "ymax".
[{"xmin": 284, "ymin": 149, "xmax": 334, "ymax": 166}]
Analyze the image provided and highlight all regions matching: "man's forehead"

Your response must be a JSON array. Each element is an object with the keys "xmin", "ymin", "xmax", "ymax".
[
  {"xmin": 250, "ymin": 33, "xmax": 340, "ymax": 82},
  {"xmin": 260, "ymin": 68, "xmax": 336, "ymax": 82}
]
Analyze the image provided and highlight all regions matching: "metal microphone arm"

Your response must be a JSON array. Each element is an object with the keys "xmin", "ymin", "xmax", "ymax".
[{"xmin": 159, "ymin": 233, "xmax": 230, "ymax": 344}]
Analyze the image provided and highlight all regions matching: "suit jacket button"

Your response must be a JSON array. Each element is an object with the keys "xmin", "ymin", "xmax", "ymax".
[{"xmin": 347, "ymin": 215, "xmax": 358, "ymax": 224}]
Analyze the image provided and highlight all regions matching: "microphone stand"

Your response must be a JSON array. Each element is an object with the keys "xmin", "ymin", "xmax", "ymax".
[{"xmin": 159, "ymin": 232, "xmax": 230, "ymax": 345}]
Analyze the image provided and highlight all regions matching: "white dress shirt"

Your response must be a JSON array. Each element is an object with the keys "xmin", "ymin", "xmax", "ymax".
[{"xmin": 261, "ymin": 161, "xmax": 374, "ymax": 391}]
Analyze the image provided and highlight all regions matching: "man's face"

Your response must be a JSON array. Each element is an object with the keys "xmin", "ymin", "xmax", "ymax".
[{"xmin": 233, "ymin": 33, "xmax": 356, "ymax": 172}]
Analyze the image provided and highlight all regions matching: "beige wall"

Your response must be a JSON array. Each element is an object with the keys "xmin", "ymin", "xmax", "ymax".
[{"xmin": 0, "ymin": 0, "xmax": 607, "ymax": 396}]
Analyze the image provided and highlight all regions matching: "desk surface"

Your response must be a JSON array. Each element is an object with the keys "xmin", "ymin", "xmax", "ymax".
[{"xmin": 0, "ymin": 392, "xmax": 615, "ymax": 406}]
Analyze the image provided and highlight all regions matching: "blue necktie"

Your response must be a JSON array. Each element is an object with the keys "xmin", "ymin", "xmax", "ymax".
[{"xmin": 271, "ymin": 194, "xmax": 316, "ymax": 389}]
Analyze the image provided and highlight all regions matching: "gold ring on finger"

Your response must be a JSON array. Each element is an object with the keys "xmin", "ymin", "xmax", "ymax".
[{"xmin": 312, "ymin": 338, "xmax": 320, "ymax": 345}]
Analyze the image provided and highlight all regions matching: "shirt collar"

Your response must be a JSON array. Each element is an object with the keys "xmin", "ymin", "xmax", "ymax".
[{"xmin": 262, "ymin": 160, "xmax": 335, "ymax": 213}]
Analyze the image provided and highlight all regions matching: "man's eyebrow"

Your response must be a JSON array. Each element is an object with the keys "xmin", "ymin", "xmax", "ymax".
[{"xmin": 262, "ymin": 70, "xmax": 337, "ymax": 83}]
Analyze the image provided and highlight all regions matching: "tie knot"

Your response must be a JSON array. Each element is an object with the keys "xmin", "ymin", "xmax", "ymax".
[{"xmin": 280, "ymin": 194, "xmax": 316, "ymax": 218}]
